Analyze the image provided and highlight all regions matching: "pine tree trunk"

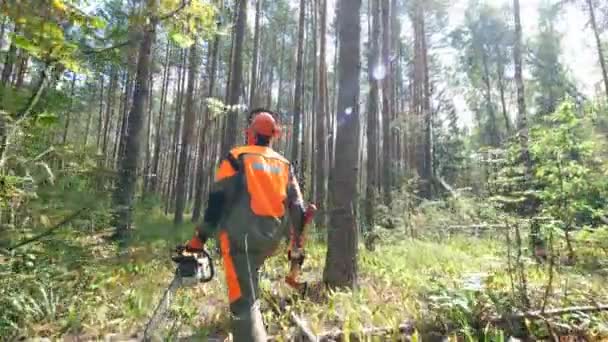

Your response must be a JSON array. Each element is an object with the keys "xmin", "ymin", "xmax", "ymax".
[
  {"xmin": 513, "ymin": 0, "xmax": 532, "ymax": 197},
  {"xmin": 143, "ymin": 70, "xmax": 155, "ymax": 194},
  {"xmin": 1, "ymin": 24, "xmax": 18, "ymax": 89},
  {"xmin": 277, "ymin": 36, "xmax": 286, "ymax": 112},
  {"xmin": 14, "ymin": 53, "xmax": 27, "ymax": 89},
  {"xmin": 117, "ymin": 71, "xmax": 133, "ymax": 167},
  {"xmin": 96, "ymin": 75, "xmax": 105, "ymax": 150},
  {"xmin": 193, "ymin": 31, "xmax": 220, "ymax": 222},
  {"xmin": 481, "ymin": 51, "xmax": 499, "ymax": 146},
  {"xmin": 84, "ymin": 82, "xmax": 95, "ymax": 146},
  {"xmin": 292, "ymin": 0, "xmax": 306, "ymax": 172},
  {"xmin": 112, "ymin": 1, "xmax": 157, "ymax": 239},
  {"xmin": 62, "ymin": 72, "xmax": 77, "ymax": 145},
  {"xmin": 222, "ymin": 0, "xmax": 248, "ymax": 155},
  {"xmin": 174, "ymin": 42, "xmax": 199, "ymax": 224},
  {"xmin": 586, "ymin": 0, "xmax": 608, "ymax": 99},
  {"xmin": 151, "ymin": 42, "xmax": 172, "ymax": 193},
  {"xmin": 315, "ymin": 0, "xmax": 328, "ymax": 226},
  {"xmin": 167, "ymin": 50, "xmax": 187, "ymax": 213},
  {"xmin": 323, "ymin": 0, "xmax": 361, "ymax": 289},
  {"xmin": 421, "ymin": 10, "xmax": 433, "ymax": 198},
  {"xmin": 102, "ymin": 69, "xmax": 118, "ymax": 162},
  {"xmin": 249, "ymin": 0, "xmax": 262, "ymax": 108},
  {"xmin": 381, "ymin": 0, "xmax": 392, "ymax": 205},
  {"xmin": 496, "ymin": 58, "xmax": 511, "ymax": 133},
  {"xmin": 365, "ymin": 0, "xmax": 380, "ymax": 229}
]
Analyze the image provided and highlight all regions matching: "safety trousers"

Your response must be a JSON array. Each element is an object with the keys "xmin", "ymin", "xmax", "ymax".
[{"xmin": 218, "ymin": 230, "xmax": 269, "ymax": 342}]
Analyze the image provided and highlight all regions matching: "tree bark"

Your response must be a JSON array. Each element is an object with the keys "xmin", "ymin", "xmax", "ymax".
[
  {"xmin": 1, "ymin": 24, "xmax": 18, "ymax": 89},
  {"xmin": 174, "ymin": 42, "xmax": 199, "ymax": 224},
  {"xmin": 315, "ymin": 0, "xmax": 328, "ymax": 226},
  {"xmin": 365, "ymin": 0, "xmax": 380, "ymax": 229},
  {"xmin": 291, "ymin": 0, "xmax": 307, "ymax": 173},
  {"xmin": 481, "ymin": 50, "xmax": 499, "ymax": 146},
  {"xmin": 496, "ymin": 58, "xmax": 511, "ymax": 134},
  {"xmin": 151, "ymin": 41, "xmax": 172, "ymax": 193},
  {"xmin": 111, "ymin": 0, "xmax": 158, "ymax": 240},
  {"xmin": 381, "ymin": 0, "xmax": 392, "ymax": 205},
  {"xmin": 167, "ymin": 49, "xmax": 187, "ymax": 213},
  {"xmin": 62, "ymin": 72, "xmax": 77, "ymax": 145},
  {"xmin": 513, "ymin": 0, "xmax": 532, "ymax": 196},
  {"xmin": 249, "ymin": 0, "xmax": 262, "ymax": 108},
  {"xmin": 96, "ymin": 75, "xmax": 105, "ymax": 150},
  {"xmin": 586, "ymin": 0, "xmax": 608, "ymax": 99},
  {"xmin": 222, "ymin": 0, "xmax": 248, "ymax": 155},
  {"xmin": 193, "ymin": 30, "xmax": 220, "ymax": 222},
  {"xmin": 323, "ymin": 0, "xmax": 361, "ymax": 289}
]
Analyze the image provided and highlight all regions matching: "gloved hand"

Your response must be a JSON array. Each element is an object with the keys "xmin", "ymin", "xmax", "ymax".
[{"xmin": 182, "ymin": 227, "xmax": 208, "ymax": 253}]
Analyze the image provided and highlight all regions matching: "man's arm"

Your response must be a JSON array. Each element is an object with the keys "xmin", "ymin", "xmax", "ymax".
[
  {"xmin": 189, "ymin": 153, "xmax": 241, "ymax": 248},
  {"xmin": 286, "ymin": 166, "xmax": 306, "ymax": 253}
]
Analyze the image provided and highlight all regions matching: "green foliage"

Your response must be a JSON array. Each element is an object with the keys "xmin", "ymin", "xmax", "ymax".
[{"xmin": 530, "ymin": 100, "xmax": 607, "ymax": 227}]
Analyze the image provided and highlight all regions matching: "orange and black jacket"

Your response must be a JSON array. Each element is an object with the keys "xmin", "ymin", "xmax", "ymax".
[{"xmin": 196, "ymin": 145, "xmax": 306, "ymax": 254}]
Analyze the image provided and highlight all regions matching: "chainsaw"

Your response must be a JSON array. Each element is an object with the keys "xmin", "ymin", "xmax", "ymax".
[{"xmin": 142, "ymin": 246, "xmax": 215, "ymax": 341}]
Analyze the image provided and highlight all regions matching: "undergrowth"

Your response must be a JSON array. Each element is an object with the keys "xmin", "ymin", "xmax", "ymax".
[{"xmin": 2, "ymin": 199, "xmax": 608, "ymax": 340}]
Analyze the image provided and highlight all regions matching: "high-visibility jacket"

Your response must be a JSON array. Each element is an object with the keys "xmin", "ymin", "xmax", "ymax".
[{"xmin": 197, "ymin": 144, "xmax": 306, "ymax": 256}]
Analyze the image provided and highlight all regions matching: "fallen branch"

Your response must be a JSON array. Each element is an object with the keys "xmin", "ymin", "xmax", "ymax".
[
  {"xmin": 447, "ymin": 224, "xmax": 508, "ymax": 230},
  {"xmin": 318, "ymin": 322, "xmax": 414, "ymax": 341},
  {"xmin": 290, "ymin": 312, "xmax": 318, "ymax": 342},
  {"xmin": 493, "ymin": 304, "xmax": 608, "ymax": 322},
  {"xmin": 2, "ymin": 207, "xmax": 88, "ymax": 253}
]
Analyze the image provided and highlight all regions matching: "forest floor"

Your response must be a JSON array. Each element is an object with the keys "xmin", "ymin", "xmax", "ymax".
[{"xmin": 2, "ymin": 206, "xmax": 608, "ymax": 341}]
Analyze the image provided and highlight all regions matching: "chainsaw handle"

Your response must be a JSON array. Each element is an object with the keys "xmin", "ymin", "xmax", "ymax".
[
  {"xmin": 172, "ymin": 249, "xmax": 215, "ymax": 283},
  {"xmin": 198, "ymin": 249, "xmax": 214, "ymax": 283}
]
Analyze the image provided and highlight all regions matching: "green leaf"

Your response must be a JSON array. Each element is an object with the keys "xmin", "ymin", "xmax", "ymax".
[
  {"xmin": 36, "ymin": 112, "xmax": 59, "ymax": 126},
  {"xmin": 91, "ymin": 17, "xmax": 107, "ymax": 30},
  {"xmin": 11, "ymin": 35, "xmax": 40, "ymax": 56},
  {"xmin": 169, "ymin": 32, "xmax": 194, "ymax": 48}
]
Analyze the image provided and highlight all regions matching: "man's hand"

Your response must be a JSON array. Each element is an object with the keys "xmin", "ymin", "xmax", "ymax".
[{"xmin": 182, "ymin": 227, "xmax": 208, "ymax": 253}]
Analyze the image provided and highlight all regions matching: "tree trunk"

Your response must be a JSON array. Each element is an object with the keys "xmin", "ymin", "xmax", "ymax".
[
  {"xmin": 102, "ymin": 68, "xmax": 118, "ymax": 162},
  {"xmin": 481, "ymin": 51, "xmax": 499, "ymax": 146},
  {"xmin": 14, "ymin": 53, "xmax": 27, "ymax": 89},
  {"xmin": 365, "ymin": 0, "xmax": 380, "ymax": 229},
  {"xmin": 277, "ymin": 36, "xmax": 286, "ymax": 112},
  {"xmin": 167, "ymin": 50, "xmax": 187, "ymax": 213},
  {"xmin": 586, "ymin": 0, "xmax": 608, "ymax": 99},
  {"xmin": 222, "ymin": 0, "xmax": 248, "ymax": 155},
  {"xmin": 381, "ymin": 0, "xmax": 392, "ymax": 205},
  {"xmin": 323, "ymin": 0, "xmax": 361, "ymax": 289},
  {"xmin": 315, "ymin": 0, "xmax": 328, "ymax": 226},
  {"xmin": 151, "ymin": 41, "xmax": 172, "ymax": 193},
  {"xmin": 62, "ymin": 72, "xmax": 77, "ymax": 145},
  {"xmin": 111, "ymin": 0, "xmax": 158, "ymax": 240},
  {"xmin": 291, "ymin": 0, "xmax": 307, "ymax": 173},
  {"xmin": 421, "ymin": 12, "xmax": 433, "ymax": 198},
  {"xmin": 84, "ymin": 81, "xmax": 96, "ymax": 146},
  {"xmin": 174, "ymin": 42, "xmax": 199, "ymax": 224},
  {"xmin": 1, "ymin": 24, "xmax": 18, "ymax": 89},
  {"xmin": 193, "ymin": 31, "xmax": 220, "ymax": 222},
  {"xmin": 143, "ymin": 70, "xmax": 155, "ymax": 194},
  {"xmin": 513, "ymin": 0, "xmax": 532, "ymax": 197},
  {"xmin": 96, "ymin": 75, "xmax": 105, "ymax": 150},
  {"xmin": 496, "ymin": 58, "xmax": 511, "ymax": 134},
  {"xmin": 249, "ymin": 0, "xmax": 262, "ymax": 108}
]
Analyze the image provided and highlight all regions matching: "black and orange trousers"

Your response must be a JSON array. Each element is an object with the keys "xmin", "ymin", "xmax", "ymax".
[{"xmin": 218, "ymin": 230, "xmax": 276, "ymax": 342}]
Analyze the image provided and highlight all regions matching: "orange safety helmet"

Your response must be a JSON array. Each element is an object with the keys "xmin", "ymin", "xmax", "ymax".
[{"xmin": 246, "ymin": 110, "xmax": 281, "ymax": 145}]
